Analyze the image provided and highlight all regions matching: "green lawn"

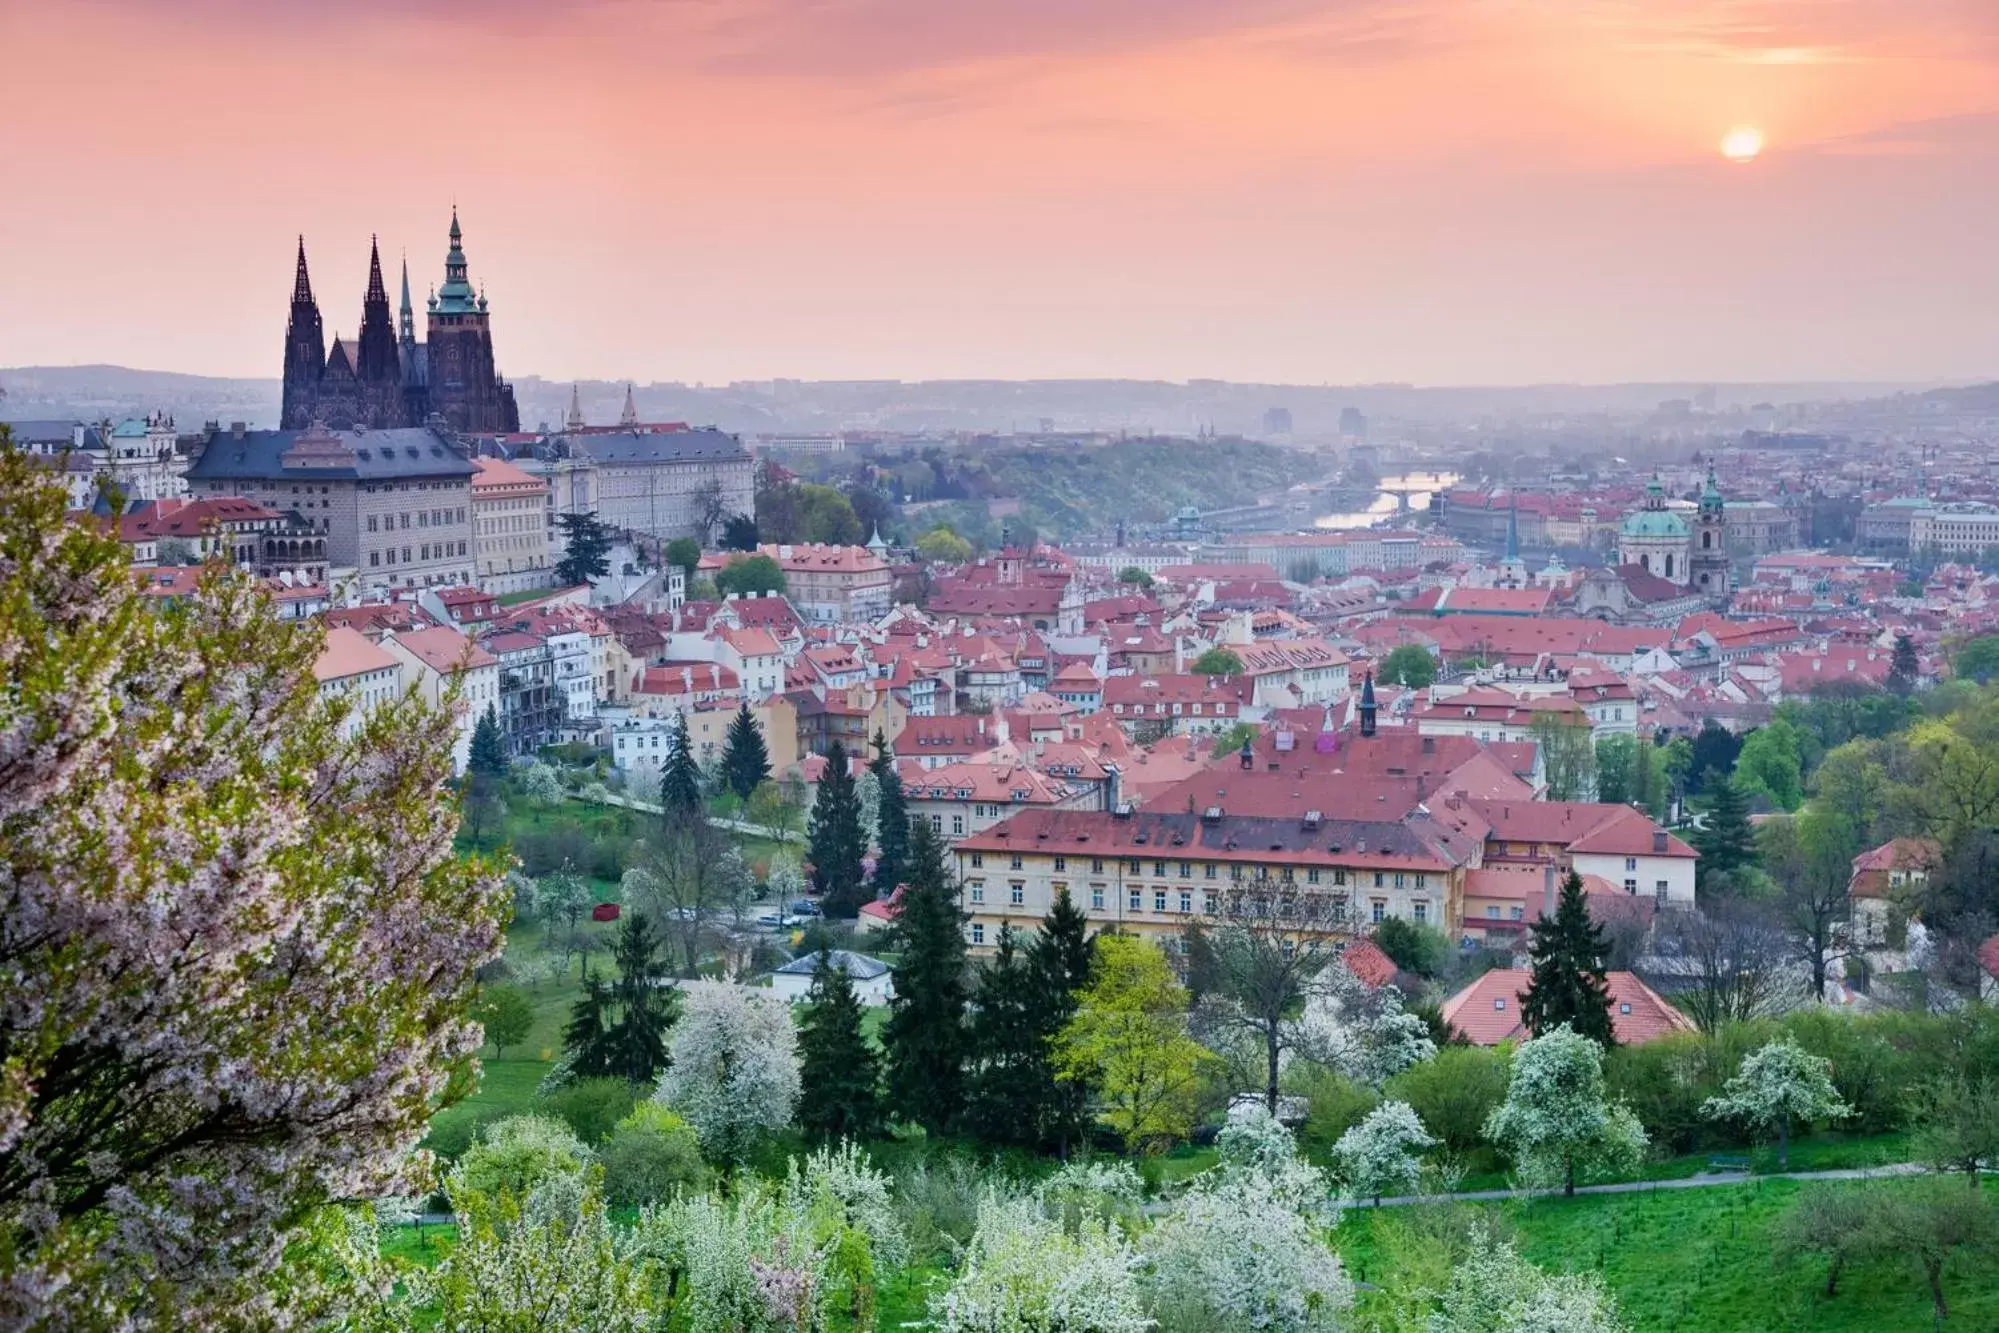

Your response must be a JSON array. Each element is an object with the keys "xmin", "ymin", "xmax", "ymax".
[
  {"xmin": 1337, "ymin": 1177, "xmax": 1999, "ymax": 1331},
  {"xmin": 1445, "ymin": 1129, "xmax": 1917, "ymax": 1194}
]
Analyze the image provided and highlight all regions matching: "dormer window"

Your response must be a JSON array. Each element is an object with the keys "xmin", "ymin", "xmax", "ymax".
[{"xmin": 1493, "ymin": 998, "xmax": 1506, "ymax": 1011}]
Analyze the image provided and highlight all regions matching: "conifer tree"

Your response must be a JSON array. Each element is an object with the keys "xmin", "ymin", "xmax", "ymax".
[
  {"xmin": 1028, "ymin": 886, "xmax": 1095, "ymax": 1150},
  {"xmin": 553, "ymin": 511, "xmax": 614, "ymax": 585},
  {"xmin": 468, "ymin": 706, "xmax": 510, "ymax": 781},
  {"xmin": 563, "ymin": 964, "xmax": 614, "ymax": 1080},
  {"xmin": 1888, "ymin": 631, "xmax": 1920, "ymax": 694},
  {"xmin": 659, "ymin": 710, "xmax": 704, "ymax": 825},
  {"xmin": 562, "ymin": 912, "xmax": 681, "ymax": 1085},
  {"xmin": 602, "ymin": 910, "xmax": 680, "ymax": 1084},
  {"xmin": 870, "ymin": 728, "xmax": 909, "ymax": 894},
  {"xmin": 1692, "ymin": 769, "xmax": 1758, "ymax": 888},
  {"xmin": 808, "ymin": 738, "xmax": 868, "ymax": 917},
  {"xmin": 963, "ymin": 928, "xmax": 1045, "ymax": 1146},
  {"xmin": 796, "ymin": 949, "xmax": 884, "ymax": 1141},
  {"xmin": 720, "ymin": 701, "xmax": 772, "ymax": 802},
  {"xmin": 1521, "ymin": 871, "xmax": 1615, "ymax": 1046},
  {"xmin": 882, "ymin": 816, "xmax": 968, "ymax": 1131}
]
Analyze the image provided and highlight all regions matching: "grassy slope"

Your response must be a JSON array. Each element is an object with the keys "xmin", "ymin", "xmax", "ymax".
[{"xmin": 1337, "ymin": 1177, "xmax": 1999, "ymax": 1332}]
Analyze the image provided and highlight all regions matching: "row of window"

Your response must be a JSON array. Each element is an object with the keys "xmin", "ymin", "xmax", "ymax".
[
  {"xmin": 368, "ymin": 541, "xmax": 468, "ymax": 567},
  {"xmin": 964, "ymin": 893, "xmax": 1428, "ymax": 941},
  {"xmin": 1109, "ymin": 701, "xmax": 1232, "ymax": 717},
  {"xmin": 366, "ymin": 508, "xmax": 466, "ymax": 532},
  {"xmin": 966, "ymin": 851, "xmax": 1424, "ymax": 890}
]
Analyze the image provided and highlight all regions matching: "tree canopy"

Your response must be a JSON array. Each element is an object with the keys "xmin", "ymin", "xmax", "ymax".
[
  {"xmin": 714, "ymin": 553, "xmax": 787, "ymax": 598},
  {"xmin": 1190, "ymin": 647, "xmax": 1245, "ymax": 676},
  {"xmin": 0, "ymin": 441, "xmax": 508, "ymax": 1325},
  {"xmin": 1522, "ymin": 871, "xmax": 1615, "ymax": 1045},
  {"xmin": 1379, "ymin": 643, "xmax": 1438, "ymax": 689},
  {"xmin": 554, "ymin": 511, "xmax": 614, "ymax": 585}
]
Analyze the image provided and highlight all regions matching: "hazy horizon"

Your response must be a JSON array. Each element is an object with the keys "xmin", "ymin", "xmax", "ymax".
[{"xmin": 5, "ymin": 1, "xmax": 1997, "ymax": 387}]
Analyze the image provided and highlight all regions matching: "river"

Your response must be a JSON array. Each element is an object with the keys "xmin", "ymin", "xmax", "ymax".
[{"xmin": 1313, "ymin": 471, "xmax": 1460, "ymax": 531}]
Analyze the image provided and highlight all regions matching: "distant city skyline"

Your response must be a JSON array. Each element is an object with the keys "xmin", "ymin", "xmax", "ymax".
[{"xmin": 3, "ymin": 1, "xmax": 1997, "ymax": 386}]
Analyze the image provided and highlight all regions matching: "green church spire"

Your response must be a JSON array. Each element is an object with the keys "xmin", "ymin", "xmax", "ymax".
[{"xmin": 434, "ymin": 207, "xmax": 480, "ymax": 315}]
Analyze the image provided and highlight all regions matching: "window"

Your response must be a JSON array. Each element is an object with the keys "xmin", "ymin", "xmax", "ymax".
[
  {"xmin": 1486, "ymin": 905, "xmax": 1500, "ymax": 918},
  {"xmin": 1370, "ymin": 900, "xmax": 1386, "ymax": 923},
  {"xmin": 1053, "ymin": 856, "xmax": 1066, "ymax": 872},
  {"xmin": 969, "ymin": 883, "xmax": 985, "ymax": 905},
  {"xmin": 1307, "ymin": 868, "xmax": 1321, "ymax": 884},
  {"xmin": 1493, "ymin": 997, "xmax": 1507, "ymax": 1012},
  {"xmin": 1179, "ymin": 861, "xmax": 1191, "ymax": 877},
  {"xmin": 1655, "ymin": 880, "xmax": 1669, "ymax": 904},
  {"xmin": 1129, "ymin": 889, "xmax": 1142, "ymax": 911},
  {"xmin": 970, "ymin": 853, "xmax": 983, "ymax": 869},
  {"xmin": 1415, "ymin": 873, "xmax": 1427, "ymax": 889},
  {"xmin": 1625, "ymin": 856, "xmax": 1638, "ymax": 872},
  {"xmin": 367, "ymin": 515, "xmax": 378, "ymax": 532},
  {"xmin": 1231, "ymin": 864, "xmax": 1244, "ymax": 882},
  {"xmin": 1373, "ymin": 872, "xmax": 1384, "ymax": 888},
  {"xmin": 1092, "ymin": 858, "xmax": 1104, "ymax": 874},
  {"xmin": 1091, "ymin": 885, "xmax": 1105, "ymax": 910},
  {"xmin": 970, "ymin": 923, "xmax": 985, "ymax": 946},
  {"xmin": 1510, "ymin": 905, "xmax": 1524, "ymax": 920},
  {"xmin": 1127, "ymin": 859, "xmax": 1141, "ymax": 874},
  {"xmin": 1010, "ymin": 854, "xmax": 1023, "ymax": 870},
  {"xmin": 1204, "ymin": 892, "xmax": 1218, "ymax": 915},
  {"xmin": 369, "ymin": 552, "xmax": 379, "ymax": 567},
  {"xmin": 1334, "ymin": 868, "xmax": 1347, "ymax": 886},
  {"xmin": 1623, "ymin": 878, "xmax": 1638, "ymax": 895},
  {"xmin": 1619, "ymin": 1002, "xmax": 1632, "ymax": 1015},
  {"xmin": 952, "ymin": 815, "xmax": 965, "ymax": 835},
  {"xmin": 1413, "ymin": 901, "xmax": 1429, "ymax": 923},
  {"xmin": 1179, "ymin": 890, "xmax": 1192, "ymax": 913},
  {"xmin": 1393, "ymin": 872, "xmax": 1405, "ymax": 889},
  {"xmin": 1010, "ymin": 882, "xmax": 1025, "ymax": 906},
  {"xmin": 930, "ymin": 814, "xmax": 943, "ymax": 832},
  {"xmin": 1153, "ymin": 889, "xmax": 1167, "ymax": 912}
]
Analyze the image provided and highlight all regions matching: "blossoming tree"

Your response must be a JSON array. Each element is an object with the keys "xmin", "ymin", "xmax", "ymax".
[
  {"xmin": 1702, "ymin": 1036, "xmax": 1850, "ymax": 1169},
  {"xmin": 1483, "ymin": 1023, "xmax": 1648, "ymax": 1197},
  {"xmin": 656, "ymin": 982, "xmax": 800, "ymax": 1168},
  {"xmin": 0, "ymin": 442, "xmax": 507, "ymax": 1328},
  {"xmin": 1333, "ymin": 1099, "xmax": 1437, "ymax": 1206}
]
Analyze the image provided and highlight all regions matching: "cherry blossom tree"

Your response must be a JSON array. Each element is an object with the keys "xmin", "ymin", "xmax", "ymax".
[
  {"xmin": 655, "ymin": 982, "xmax": 800, "ymax": 1168},
  {"xmin": 1702, "ymin": 1036, "xmax": 1850, "ymax": 1169},
  {"xmin": 1430, "ymin": 1224, "xmax": 1629, "ymax": 1332},
  {"xmin": 1333, "ymin": 1099, "xmax": 1437, "ymax": 1206},
  {"xmin": 1144, "ymin": 1107, "xmax": 1352, "ymax": 1331},
  {"xmin": 930, "ymin": 1194, "xmax": 1150, "ymax": 1333},
  {"xmin": 0, "ymin": 445, "xmax": 507, "ymax": 1328},
  {"xmin": 1483, "ymin": 1024, "xmax": 1648, "ymax": 1197}
]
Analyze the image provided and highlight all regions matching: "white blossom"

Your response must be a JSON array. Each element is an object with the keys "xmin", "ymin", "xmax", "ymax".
[
  {"xmin": 1289, "ymin": 973, "xmax": 1436, "ymax": 1087},
  {"xmin": 930, "ymin": 1194, "xmax": 1152, "ymax": 1333},
  {"xmin": 656, "ymin": 982, "xmax": 801, "ymax": 1164},
  {"xmin": 1428, "ymin": 1225, "xmax": 1629, "ymax": 1332},
  {"xmin": 1333, "ymin": 1100, "xmax": 1436, "ymax": 1204},
  {"xmin": 1702, "ymin": 1037, "xmax": 1850, "ymax": 1163},
  {"xmin": 1483, "ymin": 1025, "xmax": 1647, "ymax": 1194}
]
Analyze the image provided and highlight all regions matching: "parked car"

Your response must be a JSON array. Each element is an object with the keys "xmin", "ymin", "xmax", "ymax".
[
  {"xmin": 789, "ymin": 899, "xmax": 822, "ymax": 918},
  {"xmin": 755, "ymin": 911, "xmax": 803, "ymax": 930}
]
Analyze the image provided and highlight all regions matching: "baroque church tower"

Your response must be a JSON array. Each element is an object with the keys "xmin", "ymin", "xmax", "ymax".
[{"xmin": 1690, "ymin": 460, "xmax": 1730, "ymax": 601}]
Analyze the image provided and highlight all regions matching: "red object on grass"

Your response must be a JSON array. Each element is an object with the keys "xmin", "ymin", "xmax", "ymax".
[{"xmin": 591, "ymin": 902, "xmax": 622, "ymax": 922}]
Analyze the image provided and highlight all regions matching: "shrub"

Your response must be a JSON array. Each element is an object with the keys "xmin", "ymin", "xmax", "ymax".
[
  {"xmin": 538, "ymin": 1076, "xmax": 642, "ymax": 1147},
  {"xmin": 451, "ymin": 1114, "xmax": 593, "ymax": 1204},
  {"xmin": 1387, "ymin": 1044, "xmax": 1509, "ymax": 1156},
  {"xmin": 1287, "ymin": 1066, "xmax": 1380, "ymax": 1152},
  {"xmin": 600, "ymin": 1103, "xmax": 708, "ymax": 1208}
]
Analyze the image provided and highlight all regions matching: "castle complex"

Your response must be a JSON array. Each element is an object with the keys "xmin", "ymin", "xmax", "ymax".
[{"xmin": 280, "ymin": 212, "xmax": 519, "ymax": 435}]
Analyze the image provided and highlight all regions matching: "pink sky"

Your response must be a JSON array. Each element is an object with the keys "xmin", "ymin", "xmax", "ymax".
[{"xmin": 3, "ymin": 0, "xmax": 1997, "ymax": 385}]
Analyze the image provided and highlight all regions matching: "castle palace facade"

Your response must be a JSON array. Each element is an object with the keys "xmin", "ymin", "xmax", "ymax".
[{"xmin": 280, "ymin": 211, "xmax": 520, "ymax": 435}]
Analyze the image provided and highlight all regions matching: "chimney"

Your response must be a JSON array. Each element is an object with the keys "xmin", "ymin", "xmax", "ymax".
[
  {"xmin": 230, "ymin": 421, "xmax": 247, "ymax": 439},
  {"xmin": 1652, "ymin": 828, "xmax": 1668, "ymax": 853},
  {"xmin": 1542, "ymin": 863, "xmax": 1557, "ymax": 921}
]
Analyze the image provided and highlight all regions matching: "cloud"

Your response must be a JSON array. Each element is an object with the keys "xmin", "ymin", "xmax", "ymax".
[{"xmin": 1804, "ymin": 111, "xmax": 1999, "ymax": 158}]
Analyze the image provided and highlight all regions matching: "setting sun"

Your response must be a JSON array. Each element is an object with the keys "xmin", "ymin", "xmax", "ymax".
[{"xmin": 1720, "ymin": 126, "xmax": 1766, "ymax": 163}]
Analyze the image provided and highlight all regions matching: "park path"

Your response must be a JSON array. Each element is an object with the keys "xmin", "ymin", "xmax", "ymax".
[
  {"xmin": 1349, "ymin": 1160, "xmax": 1929, "ymax": 1209},
  {"xmin": 583, "ymin": 790, "xmax": 799, "ymax": 843}
]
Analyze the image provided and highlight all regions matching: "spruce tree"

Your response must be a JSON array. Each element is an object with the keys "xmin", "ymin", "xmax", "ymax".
[
  {"xmin": 808, "ymin": 739, "xmax": 868, "ymax": 918},
  {"xmin": 870, "ymin": 728, "xmax": 909, "ymax": 895},
  {"xmin": 1692, "ymin": 769, "xmax": 1757, "ymax": 888},
  {"xmin": 881, "ymin": 816, "xmax": 968, "ymax": 1132},
  {"xmin": 602, "ymin": 911, "xmax": 679, "ymax": 1085},
  {"xmin": 659, "ymin": 710, "xmax": 704, "ymax": 825},
  {"xmin": 562, "ymin": 964, "xmax": 614, "ymax": 1080},
  {"xmin": 1027, "ymin": 886, "xmax": 1095, "ymax": 1150},
  {"xmin": 796, "ymin": 949, "xmax": 884, "ymax": 1141},
  {"xmin": 1521, "ymin": 870, "xmax": 1615, "ymax": 1046},
  {"xmin": 963, "ymin": 927, "xmax": 1044, "ymax": 1146},
  {"xmin": 468, "ymin": 706, "xmax": 510, "ymax": 781},
  {"xmin": 553, "ymin": 512, "xmax": 614, "ymax": 585},
  {"xmin": 720, "ymin": 702, "xmax": 772, "ymax": 802}
]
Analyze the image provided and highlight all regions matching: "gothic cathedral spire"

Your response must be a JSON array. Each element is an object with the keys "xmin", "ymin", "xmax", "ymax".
[
  {"xmin": 280, "ymin": 237, "xmax": 326, "ymax": 429},
  {"xmin": 620, "ymin": 383, "xmax": 639, "ymax": 428}
]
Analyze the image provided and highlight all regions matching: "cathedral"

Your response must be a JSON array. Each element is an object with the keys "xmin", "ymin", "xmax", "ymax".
[{"xmin": 280, "ymin": 211, "xmax": 520, "ymax": 435}]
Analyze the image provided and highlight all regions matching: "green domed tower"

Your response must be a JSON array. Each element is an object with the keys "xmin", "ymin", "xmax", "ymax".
[
  {"xmin": 1690, "ymin": 461, "xmax": 1729, "ymax": 600},
  {"xmin": 1619, "ymin": 475, "xmax": 1691, "ymax": 585}
]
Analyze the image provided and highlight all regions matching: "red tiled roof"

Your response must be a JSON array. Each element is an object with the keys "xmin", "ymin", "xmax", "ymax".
[{"xmin": 1442, "ymin": 969, "xmax": 1697, "ymax": 1045}]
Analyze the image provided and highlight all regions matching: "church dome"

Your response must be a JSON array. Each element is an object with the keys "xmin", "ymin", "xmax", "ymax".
[{"xmin": 1622, "ymin": 508, "xmax": 1688, "ymax": 538}]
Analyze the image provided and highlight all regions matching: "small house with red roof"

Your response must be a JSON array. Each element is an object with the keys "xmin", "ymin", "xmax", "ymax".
[{"xmin": 1442, "ymin": 968, "xmax": 1695, "ymax": 1046}]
